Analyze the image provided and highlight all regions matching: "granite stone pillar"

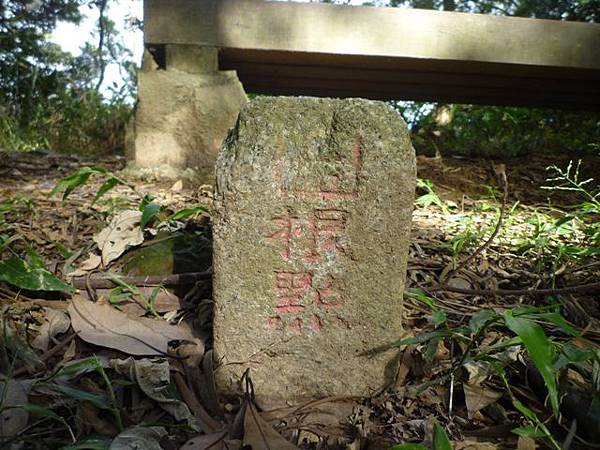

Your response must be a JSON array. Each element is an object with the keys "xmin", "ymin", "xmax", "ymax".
[{"xmin": 213, "ymin": 96, "xmax": 416, "ymax": 406}]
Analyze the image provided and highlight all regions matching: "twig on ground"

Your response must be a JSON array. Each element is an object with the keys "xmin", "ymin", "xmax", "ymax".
[
  {"xmin": 72, "ymin": 271, "xmax": 211, "ymax": 289},
  {"xmin": 437, "ymin": 281, "xmax": 600, "ymax": 297},
  {"xmin": 172, "ymin": 371, "xmax": 221, "ymax": 433}
]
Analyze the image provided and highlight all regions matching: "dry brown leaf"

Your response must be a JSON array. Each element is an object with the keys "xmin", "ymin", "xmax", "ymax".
[
  {"xmin": 94, "ymin": 210, "xmax": 144, "ymax": 266},
  {"xmin": 170, "ymin": 180, "xmax": 184, "ymax": 192},
  {"xmin": 447, "ymin": 276, "xmax": 473, "ymax": 290},
  {"xmin": 478, "ymin": 259, "xmax": 490, "ymax": 272},
  {"xmin": 32, "ymin": 307, "xmax": 71, "ymax": 351},
  {"xmin": 68, "ymin": 295, "xmax": 197, "ymax": 356},
  {"xmin": 111, "ymin": 357, "xmax": 197, "ymax": 428},
  {"xmin": 463, "ymin": 382, "xmax": 503, "ymax": 419},
  {"xmin": 464, "ymin": 361, "xmax": 492, "ymax": 385},
  {"xmin": 66, "ymin": 253, "xmax": 102, "ymax": 278},
  {"xmin": 110, "ymin": 426, "xmax": 167, "ymax": 450},
  {"xmin": 517, "ymin": 436, "xmax": 537, "ymax": 450},
  {"xmin": 394, "ymin": 346, "xmax": 414, "ymax": 389},
  {"xmin": 243, "ymin": 400, "xmax": 300, "ymax": 450},
  {"xmin": 262, "ymin": 398, "xmax": 357, "ymax": 445}
]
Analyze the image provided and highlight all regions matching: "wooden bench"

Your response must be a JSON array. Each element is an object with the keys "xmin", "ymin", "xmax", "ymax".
[
  {"xmin": 129, "ymin": 0, "xmax": 600, "ymax": 175},
  {"xmin": 145, "ymin": 0, "xmax": 600, "ymax": 109}
]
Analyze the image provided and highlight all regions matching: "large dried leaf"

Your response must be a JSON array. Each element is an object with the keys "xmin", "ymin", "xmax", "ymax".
[
  {"xmin": 68, "ymin": 295, "xmax": 197, "ymax": 356},
  {"xmin": 261, "ymin": 398, "xmax": 357, "ymax": 443},
  {"xmin": 66, "ymin": 253, "xmax": 102, "ymax": 278},
  {"xmin": 463, "ymin": 383, "xmax": 502, "ymax": 419},
  {"xmin": 112, "ymin": 357, "xmax": 197, "ymax": 428},
  {"xmin": 243, "ymin": 400, "xmax": 299, "ymax": 450},
  {"xmin": 94, "ymin": 210, "xmax": 144, "ymax": 266},
  {"xmin": 32, "ymin": 307, "xmax": 71, "ymax": 351},
  {"xmin": 109, "ymin": 426, "xmax": 167, "ymax": 450}
]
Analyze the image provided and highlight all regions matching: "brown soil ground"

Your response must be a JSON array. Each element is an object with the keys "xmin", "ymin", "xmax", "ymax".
[{"xmin": 1, "ymin": 150, "xmax": 599, "ymax": 449}]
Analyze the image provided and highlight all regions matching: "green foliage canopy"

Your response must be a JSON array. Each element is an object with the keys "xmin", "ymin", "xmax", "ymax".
[{"xmin": 0, "ymin": 0, "xmax": 134, "ymax": 154}]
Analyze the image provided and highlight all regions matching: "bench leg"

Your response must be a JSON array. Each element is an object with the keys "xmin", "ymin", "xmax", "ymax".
[{"xmin": 127, "ymin": 45, "xmax": 248, "ymax": 182}]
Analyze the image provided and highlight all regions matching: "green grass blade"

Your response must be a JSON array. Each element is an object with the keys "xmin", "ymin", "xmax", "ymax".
[
  {"xmin": 503, "ymin": 313, "xmax": 559, "ymax": 416},
  {"xmin": 433, "ymin": 421, "xmax": 453, "ymax": 450}
]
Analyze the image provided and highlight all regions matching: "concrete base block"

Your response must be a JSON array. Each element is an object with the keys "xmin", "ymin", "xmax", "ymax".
[{"xmin": 129, "ymin": 50, "xmax": 247, "ymax": 180}]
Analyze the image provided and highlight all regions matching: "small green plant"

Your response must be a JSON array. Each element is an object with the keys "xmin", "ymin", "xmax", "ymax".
[
  {"xmin": 543, "ymin": 160, "xmax": 599, "ymax": 206},
  {"xmin": 397, "ymin": 290, "xmax": 599, "ymax": 449},
  {"xmin": 415, "ymin": 179, "xmax": 450, "ymax": 213},
  {"xmin": 107, "ymin": 274, "xmax": 162, "ymax": 318},
  {"xmin": 49, "ymin": 166, "xmax": 138, "ymax": 204},
  {"xmin": 513, "ymin": 160, "xmax": 600, "ymax": 273},
  {"xmin": 448, "ymin": 215, "xmax": 483, "ymax": 255},
  {"xmin": 50, "ymin": 167, "xmax": 209, "ymax": 228},
  {"xmin": 0, "ymin": 356, "xmax": 124, "ymax": 448},
  {"xmin": 390, "ymin": 419, "xmax": 452, "ymax": 449},
  {"xmin": 543, "ymin": 159, "xmax": 600, "ymax": 247}
]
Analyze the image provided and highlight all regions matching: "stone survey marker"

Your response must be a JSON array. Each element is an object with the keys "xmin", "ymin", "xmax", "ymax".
[{"xmin": 213, "ymin": 97, "xmax": 416, "ymax": 403}]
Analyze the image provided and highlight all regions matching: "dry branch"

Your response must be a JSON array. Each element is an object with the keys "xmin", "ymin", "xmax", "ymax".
[{"xmin": 71, "ymin": 271, "xmax": 211, "ymax": 289}]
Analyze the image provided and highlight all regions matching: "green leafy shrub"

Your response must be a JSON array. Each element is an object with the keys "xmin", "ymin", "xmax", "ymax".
[
  {"xmin": 0, "ymin": 90, "xmax": 131, "ymax": 155},
  {"xmin": 412, "ymin": 105, "xmax": 600, "ymax": 158},
  {"xmin": 0, "ymin": 1, "xmax": 135, "ymax": 155},
  {"xmin": 400, "ymin": 290, "xmax": 599, "ymax": 449}
]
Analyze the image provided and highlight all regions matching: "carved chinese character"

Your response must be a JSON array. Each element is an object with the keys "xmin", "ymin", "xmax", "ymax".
[
  {"xmin": 309, "ymin": 208, "xmax": 349, "ymax": 261},
  {"xmin": 274, "ymin": 270, "xmax": 313, "ymax": 313},
  {"xmin": 315, "ymin": 275, "xmax": 343, "ymax": 309}
]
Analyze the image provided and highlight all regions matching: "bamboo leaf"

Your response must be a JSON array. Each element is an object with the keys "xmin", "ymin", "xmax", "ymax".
[
  {"xmin": 503, "ymin": 313, "xmax": 559, "ymax": 416},
  {"xmin": 433, "ymin": 421, "xmax": 453, "ymax": 450},
  {"xmin": 140, "ymin": 203, "xmax": 162, "ymax": 228},
  {"xmin": 62, "ymin": 436, "xmax": 112, "ymax": 450},
  {"xmin": 49, "ymin": 166, "xmax": 106, "ymax": 201},
  {"xmin": 166, "ymin": 206, "xmax": 208, "ymax": 222},
  {"xmin": 93, "ymin": 176, "xmax": 123, "ymax": 205},
  {"xmin": 54, "ymin": 385, "xmax": 111, "ymax": 410}
]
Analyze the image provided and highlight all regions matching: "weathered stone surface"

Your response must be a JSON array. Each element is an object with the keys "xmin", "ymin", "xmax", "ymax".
[
  {"xmin": 165, "ymin": 45, "xmax": 218, "ymax": 74},
  {"xmin": 128, "ymin": 45, "xmax": 247, "ymax": 180},
  {"xmin": 213, "ymin": 96, "xmax": 416, "ymax": 405}
]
